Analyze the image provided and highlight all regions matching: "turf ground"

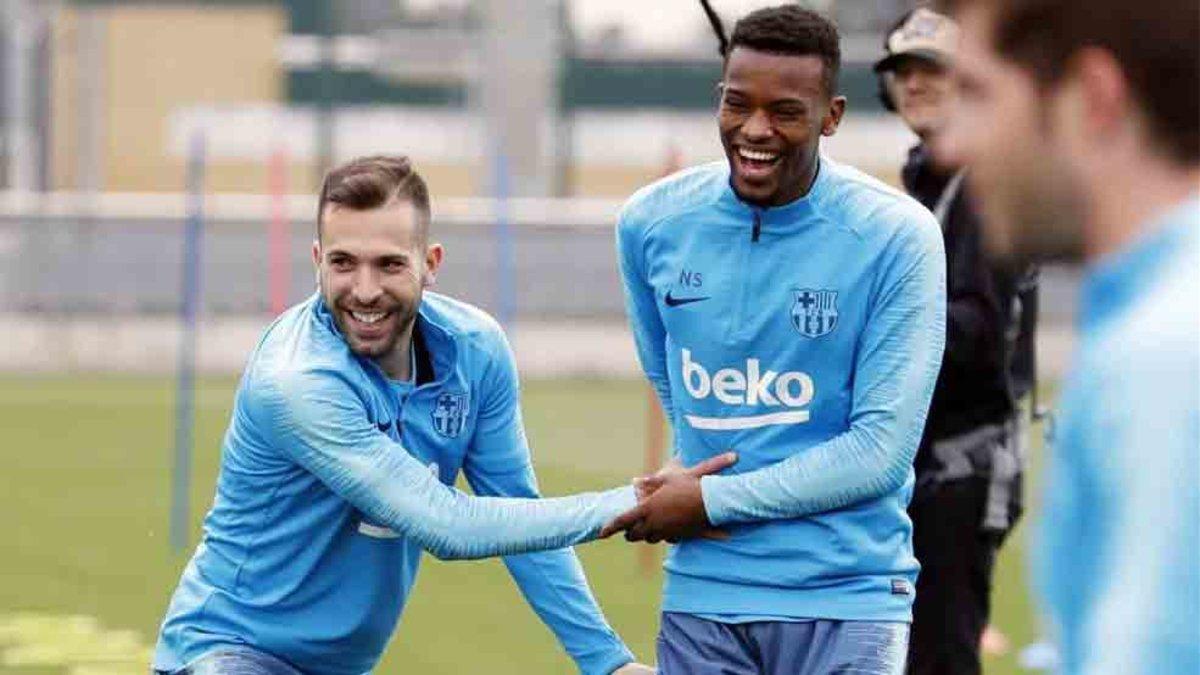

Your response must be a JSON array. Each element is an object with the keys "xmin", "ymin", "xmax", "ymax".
[{"xmin": 0, "ymin": 375, "xmax": 1044, "ymax": 674}]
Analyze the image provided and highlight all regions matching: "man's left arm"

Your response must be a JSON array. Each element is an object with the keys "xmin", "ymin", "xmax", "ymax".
[
  {"xmin": 702, "ymin": 217, "xmax": 945, "ymax": 524},
  {"xmin": 462, "ymin": 327, "xmax": 636, "ymax": 675}
]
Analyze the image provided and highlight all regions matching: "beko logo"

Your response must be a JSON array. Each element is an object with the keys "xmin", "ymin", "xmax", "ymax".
[{"xmin": 681, "ymin": 349, "xmax": 814, "ymax": 430}]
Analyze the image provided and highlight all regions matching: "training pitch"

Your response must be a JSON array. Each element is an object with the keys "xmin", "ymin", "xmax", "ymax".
[{"xmin": 0, "ymin": 376, "xmax": 1042, "ymax": 674}]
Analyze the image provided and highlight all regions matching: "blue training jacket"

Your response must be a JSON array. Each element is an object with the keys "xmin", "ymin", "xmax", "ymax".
[
  {"xmin": 1036, "ymin": 196, "xmax": 1199, "ymax": 674},
  {"xmin": 617, "ymin": 158, "xmax": 946, "ymax": 622},
  {"xmin": 153, "ymin": 292, "xmax": 635, "ymax": 675}
]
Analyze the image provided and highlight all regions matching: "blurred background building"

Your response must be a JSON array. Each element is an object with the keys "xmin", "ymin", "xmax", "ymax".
[
  {"xmin": 4, "ymin": 0, "xmax": 916, "ymax": 197},
  {"xmin": 0, "ymin": 0, "xmax": 1077, "ymax": 376}
]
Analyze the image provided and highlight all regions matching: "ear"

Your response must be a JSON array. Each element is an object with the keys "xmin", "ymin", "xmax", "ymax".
[
  {"xmin": 423, "ymin": 243, "xmax": 445, "ymax": 288},
  {"xmin": 822, "ymin": 96, "xmax": 847, "ymax": 137},
  {"xmin": 311, "ymin": 239, "xmax": 322, "ymax": 288},
  {"xmin": 1070, "ymin": 47, "xmax": 1132, "ymax": 144}
]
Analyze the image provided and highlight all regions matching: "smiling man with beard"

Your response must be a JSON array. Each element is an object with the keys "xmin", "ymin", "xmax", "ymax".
[
  {"xmin": 607, "ymin": 5, "xmax": 946, "ymax": 673},
  {"xmin": 149, "ymin": 155, "xmax": 698, "ymax": 675}
]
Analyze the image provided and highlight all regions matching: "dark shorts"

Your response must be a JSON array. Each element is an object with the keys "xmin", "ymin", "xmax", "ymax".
[
  {"xmin": 907, "ymin": 476, "xmax": 1006, "ymax": 675},
  {"xmin": 154, "ymin": 646, "xmax": 305, "ymax": 675},
  {"xmin": 657, "ymin": 612, "xmax": 909, "ymax": 675}
]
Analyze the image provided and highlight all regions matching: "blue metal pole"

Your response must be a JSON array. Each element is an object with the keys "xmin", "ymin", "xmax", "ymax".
[
  {"xmin": 171, "ymin": 130, "xmax": 205, "ymax": 553},
  {"xmin": 493, "ymin": 151, "xmax": 515, "ymax": 333}
]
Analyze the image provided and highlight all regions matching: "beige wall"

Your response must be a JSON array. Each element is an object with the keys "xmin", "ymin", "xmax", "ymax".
[{"xmin": 52, "ymin": 4, "xmax": 285, "ymax": 192}]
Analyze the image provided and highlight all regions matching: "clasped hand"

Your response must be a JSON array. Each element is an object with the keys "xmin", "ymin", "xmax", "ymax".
[{"xmin": 600, "ymin": 452, "xmax": 737, "ymax": 544}]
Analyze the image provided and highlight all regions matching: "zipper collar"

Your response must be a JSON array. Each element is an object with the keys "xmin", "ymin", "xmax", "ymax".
[
  {"xmin": 717, "ymin": 155, "xmax": 830, "ymax": 236},
  {"xmin": 1079, "ymin": 194, "xmax": 1200, "ymax": 335},
  {"xmin": 313, "ymin": 294, "xmax": 459, "ymax": 389}
]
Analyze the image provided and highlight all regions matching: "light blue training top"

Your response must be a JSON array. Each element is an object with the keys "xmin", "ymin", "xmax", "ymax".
[
  {"xmin": 153, "ymin": 292, "xmax": 636, "ymax": 675},
  {"xmin": 617, "ymin": 157, "xmax": 946, "ymax": 623},
  {"xmin": 1036, "ymin": 195, "xmax": 1200, "ymax": 674}
]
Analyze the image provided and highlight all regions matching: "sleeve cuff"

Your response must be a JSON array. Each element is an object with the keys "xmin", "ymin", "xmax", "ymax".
[
  {"xmin": 602, "ymin": 485, "xmax": 638, "ymax": 520},
  {"xmin": 577, "ymin": 644, "xmax": 635, "ymax": 675},
  {"xmin": 699, "ymin": 474, "xmax": 730, "ymax": 526}
]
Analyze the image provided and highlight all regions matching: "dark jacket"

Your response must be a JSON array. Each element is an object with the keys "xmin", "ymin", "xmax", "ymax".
[{"xmin": 902, "ymin": 145, "xmax": 1038, "ymax": 476}]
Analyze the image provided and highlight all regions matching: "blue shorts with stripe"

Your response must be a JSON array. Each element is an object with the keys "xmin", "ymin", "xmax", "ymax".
[
  {"xmin": 657, "ymin": 612, "xmax": 909, "ymax": 675},
  {"xmin": 152, "ymin": 646, "xmax": 303, "ymax": 675}
]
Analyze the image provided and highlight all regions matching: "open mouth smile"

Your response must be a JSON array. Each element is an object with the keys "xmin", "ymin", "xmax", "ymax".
[{"xmin": 734, "ymin": 146, "xmax": 783, "ymax": 180}]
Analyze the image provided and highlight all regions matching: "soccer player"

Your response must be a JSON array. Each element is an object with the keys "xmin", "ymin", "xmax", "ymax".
[
  {"xmin": 939, "ymin": 0, "xmax": 1199, "ymax": 672},
  {"xmin": 150, "ymin": 155, "xmax": 711, "ymax": 674},
  {"xmin": 607, "ymin": 5, "xmax": 946, "ymax": 673},
  {"xmin": 873, "ymin": 9, "xmax": 1036, "ymax": 673}
]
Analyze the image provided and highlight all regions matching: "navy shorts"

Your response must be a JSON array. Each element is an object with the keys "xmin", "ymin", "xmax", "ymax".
[
  {"xmin": 657, "ymin": 612, "xmax": 909, "ymax": 675},
  {"xmin": 154, "ymin": 646, "xmax": 304, "ymax": 675}
]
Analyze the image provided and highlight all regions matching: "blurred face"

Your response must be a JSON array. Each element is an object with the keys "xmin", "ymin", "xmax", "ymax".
[
  {"xmin": 314, "ymin": 200, "xmax": 443, "ymax": 377},
  {"xmin": 719, "ymin": 47, "xmax": 845, "ymax": 206},
  {"xmin": 889, "ymin": 56, "xmax": 955, "ymax": 140},
  {"xmin": 941, "ymin": 5, "xmax": 1085, "ymax": 261}
]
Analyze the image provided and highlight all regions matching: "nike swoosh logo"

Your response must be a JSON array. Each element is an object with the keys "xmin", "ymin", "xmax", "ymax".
[{"xmin": 665, "ymin": 291, "xmax": 711, "ymax": 307}]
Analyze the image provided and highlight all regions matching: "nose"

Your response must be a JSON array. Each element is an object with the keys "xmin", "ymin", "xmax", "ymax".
[
  {"xmin": 741, "ymin": 108, "xmax": 773, "ymax": 142},
  {"xmin": 901, "ymin": 71, "xmax": 926, "ymax": 94},
  {"xmin": 351, "ymin": 267, "xmax": 383, "ymax": 306}
]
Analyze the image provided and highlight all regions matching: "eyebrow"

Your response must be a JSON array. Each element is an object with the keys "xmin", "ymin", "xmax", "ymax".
[{"xmin": 722, "ymin": 87, "xmax": 806, "ymax": 104}]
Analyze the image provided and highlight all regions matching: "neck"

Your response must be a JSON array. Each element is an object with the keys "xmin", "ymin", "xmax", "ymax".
[
  {"xmin": 1084, "ymin": 158, "xmax": 1200, "ymax": 262},
  {"xmin": 748, "ymin": 155, "xmax": 820, "ymax": 207},
  {"xmin": 377, "ymin": 321, "xmax": 416, "ymax": 381}
]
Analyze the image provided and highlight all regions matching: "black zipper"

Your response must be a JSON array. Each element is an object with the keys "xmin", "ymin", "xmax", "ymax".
[{"xmin": 751, "ymin": 210, "xmax": 762, "ymax": 242}]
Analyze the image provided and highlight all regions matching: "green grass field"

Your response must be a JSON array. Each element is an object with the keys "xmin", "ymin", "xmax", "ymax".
[{"xmin": 0, "ymin": 376, "xmax": 1044, "ymax": 674}]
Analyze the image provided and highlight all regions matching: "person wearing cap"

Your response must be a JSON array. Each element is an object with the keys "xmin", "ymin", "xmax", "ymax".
[{"xmin": 874, "ymin": 8, "xmax": 1038, "ymax": 675}]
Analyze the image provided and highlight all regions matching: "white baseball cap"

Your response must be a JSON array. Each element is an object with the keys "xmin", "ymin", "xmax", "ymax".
[{"xmin": 873, "ymin": 8, "xmax": 959, "ymax": 73}]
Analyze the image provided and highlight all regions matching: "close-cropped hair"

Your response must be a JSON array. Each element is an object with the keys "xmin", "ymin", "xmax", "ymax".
[
  {"xmin": 726, "ymin": 5, "xmax": 843, "ymax": 95},
  {"xmin": 316, "ymin": 155, "xmax": 432, "ymax": 243}
]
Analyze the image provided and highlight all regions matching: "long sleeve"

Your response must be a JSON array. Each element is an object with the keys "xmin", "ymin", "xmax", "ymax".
[
  {"xmin": 462, "ymin": 329, "xmax": 634, "ymax": 675},
  {"xmin": 251, "ymin": 368, "xmax": 635, "ymax": 561},
  {"xmin": 941, "ymin": 195, "xmax": 1005, "ymax": 374},
  {"xmin": 617, "ymin": 209, "xmax": 674, "ymax": 420},
  {"xmin": 701, "ymin": 224, "xmax": 946, "ymax": 524}
]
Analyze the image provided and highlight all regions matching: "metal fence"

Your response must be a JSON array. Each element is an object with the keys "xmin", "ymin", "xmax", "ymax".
[
  {"xmin": 0, "ymin": 194, "xmax": 626, "ymax": 319},
  {"xmin": 0, "ymin": 193, "xmax": 1083, "ymax": 323}
]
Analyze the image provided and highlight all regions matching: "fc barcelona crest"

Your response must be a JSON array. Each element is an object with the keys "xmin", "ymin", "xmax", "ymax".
[
  {"xmin": 432, "ymin": 391, "xmax": 468, "ymax": 438},
  {"xmin": 791, "ymin": 289, "xmax": 839, "ymax": 338}
]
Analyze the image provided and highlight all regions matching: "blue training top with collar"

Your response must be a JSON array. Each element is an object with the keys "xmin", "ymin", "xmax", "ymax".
[
  {"xmin": 1036, "ymin": 196, "xmax": 1199, "ymax": 674},
  {"xmin": 617, "ymin": 157, "xmax": 946, "ymax": 623},
  {"xmin": 153, "ymin": 292, "xmax": 635, "ymax": 675}
]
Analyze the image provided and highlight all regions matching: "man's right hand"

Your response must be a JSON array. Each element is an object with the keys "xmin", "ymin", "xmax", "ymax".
[{"xmin": 605, "ymin": 452, "xmax": 737, "ymax": 542}]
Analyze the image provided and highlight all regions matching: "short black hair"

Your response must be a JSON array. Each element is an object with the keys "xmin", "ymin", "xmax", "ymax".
[{"xmin": 726, "ymin": 5, "xmax": 842, "ymax": 94}]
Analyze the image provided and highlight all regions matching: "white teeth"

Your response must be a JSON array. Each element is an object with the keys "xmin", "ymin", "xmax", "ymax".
[
  {"xmin": 351, "ymin": 311, "xmax": 387, "ymax": 324},
  {"xmin": 738, "ymin": 148, "xmax": 778, "ymax": 162}
]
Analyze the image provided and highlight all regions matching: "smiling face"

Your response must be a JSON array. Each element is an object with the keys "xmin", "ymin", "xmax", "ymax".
[
  {"xmin": 314, "ymin": 198, "xmax": 443, "ymax": 378},
  {"xmin": 889, "ymin": 56, "xmax": 955, "ymax": 140},
  {"xmin": 718, "ymin": 47, "xmax": 845, "ymax": 206}
]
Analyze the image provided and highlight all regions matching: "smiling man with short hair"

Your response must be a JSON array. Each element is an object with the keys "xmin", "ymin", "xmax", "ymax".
[
  {"xmin": 609, "ymin": 5, "xmax": 947, "ymax": 673},
  {"xmin": 150, "ymin": 155, "xmax": 690, "ymax": 675}
]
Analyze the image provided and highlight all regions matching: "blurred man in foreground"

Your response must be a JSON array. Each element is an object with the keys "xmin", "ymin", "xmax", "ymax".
[
  {"xmin": 940, "ymin": 0, "xmax": 1199, "ymax": 672},
  {"xmin": 874, "ymin": 9, "xmax": 1036, "ymax": 673},
  {"xmin": 607, "ymin": 5, "xmax": 946, "ymax": 672},
  {"xmin": 151, "ymin": 155, "xmax": 689, "ymax": 675}
]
